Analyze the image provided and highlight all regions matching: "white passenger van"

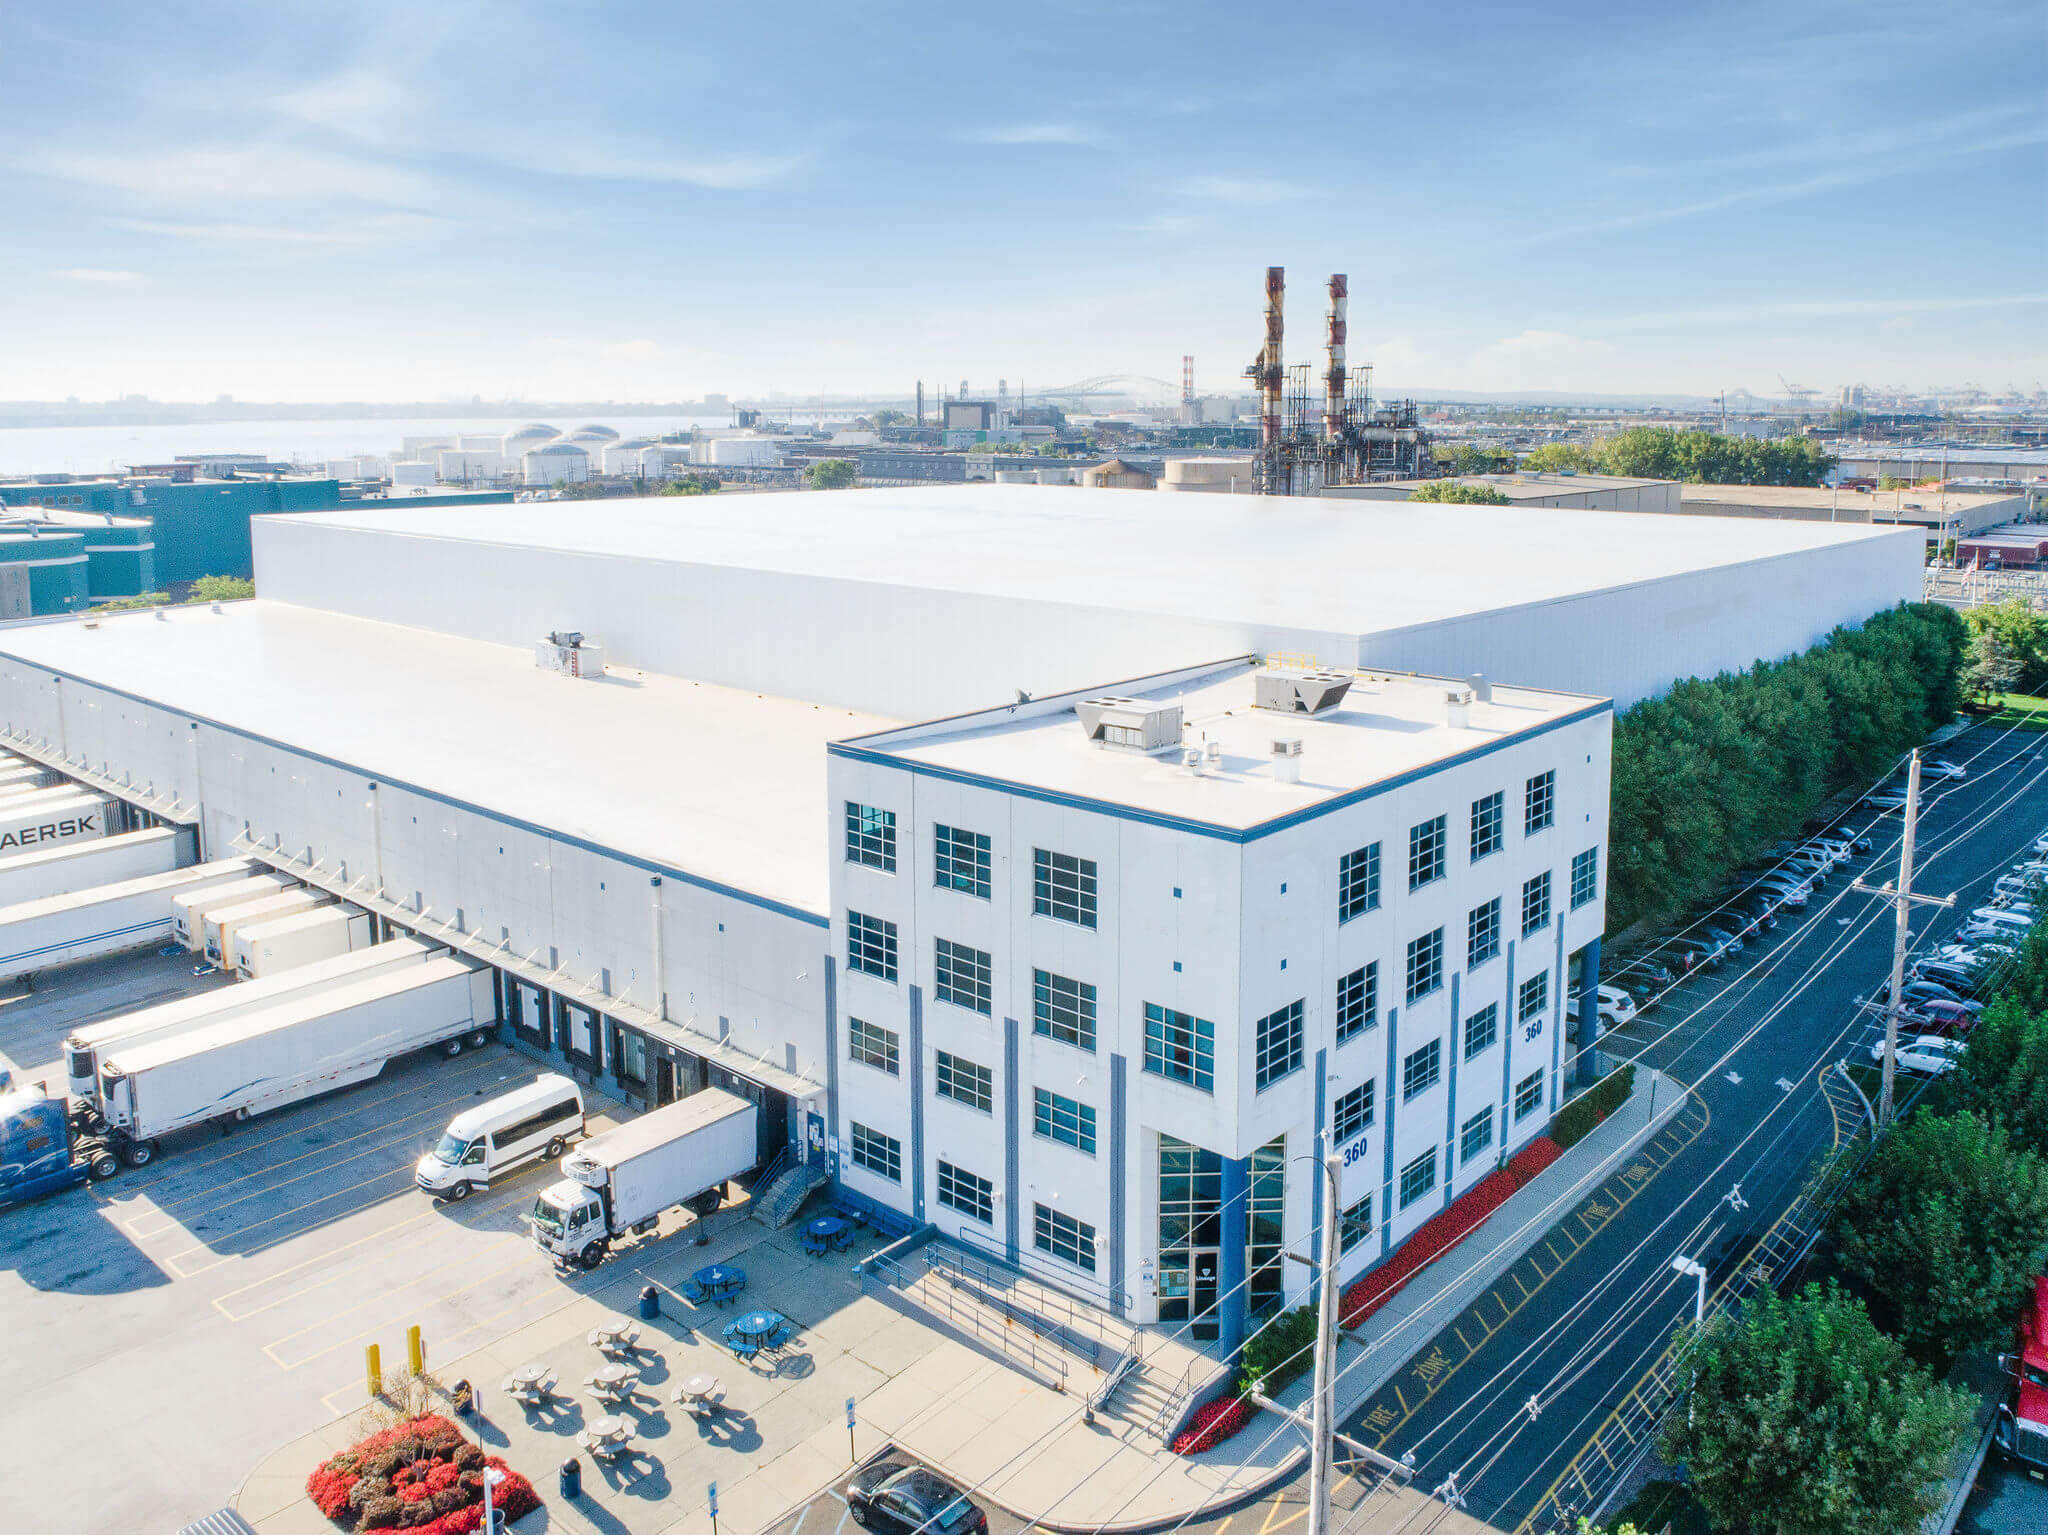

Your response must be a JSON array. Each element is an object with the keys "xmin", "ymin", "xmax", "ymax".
[{"xmin": 415, "ymin": 1073, "xmax": 584, "ymax": 1201}]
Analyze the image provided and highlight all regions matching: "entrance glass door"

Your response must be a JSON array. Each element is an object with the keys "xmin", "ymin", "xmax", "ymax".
[{"xmin": 1190, "ymin": 1250, "xmax": 1220, "ymax": 1340}]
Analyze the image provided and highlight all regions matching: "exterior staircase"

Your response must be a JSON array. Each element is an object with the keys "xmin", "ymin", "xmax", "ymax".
[{"xmin": 751, "ymin": 1159, "xmax": 828, "ymax": 1229}]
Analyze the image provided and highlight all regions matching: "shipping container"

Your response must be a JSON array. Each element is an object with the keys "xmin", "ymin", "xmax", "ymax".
[
  {"xmin": 200, "ymin": 887, "xmax": 330, "ymax": 966},
  {"xmin": 0, "ymin": 788, "xmax": 116, "ymax": 857},
  {"xmin": 0, "ymin": 825, "xmax": 193, "ymax": 909},
  {"xmin": 170, "ymin": 874, "xmax": 292, "ymax": 950},
  {"xmin": 232, "ymin": 904, "xmax": 373, "ymax": 978},
  {"xmin": 0, "ymin": 857, "xmax": 255, "ymax": 977}
]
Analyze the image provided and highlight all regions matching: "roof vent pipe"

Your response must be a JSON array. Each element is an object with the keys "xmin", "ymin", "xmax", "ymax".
[
  {"xmin": 1469, "ymin": 674, "xmax": 1492, "ymax": 703},
  {"xmin": 1445, "ymin": 686, "xmax": 1474, "ymax": 728},
  {"xmin": 1205, "ymin": 739, "xmax": 1222, "ymax": 763},
  {"xmin": 1183, "ymin": 748, "xmax": 1204, "ymax": 776},
  {"xmin": 1271, "ymin": 737, "xmax": 1303, "ymax": 784}
]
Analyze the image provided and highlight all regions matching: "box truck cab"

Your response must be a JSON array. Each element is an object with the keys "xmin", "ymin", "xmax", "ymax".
[
  {"xmin": 416, "ymin": 1073, "xmax": 583, "ymax": 1201},
  {"xmin": 1995, "ymin": 1273, "xmax": 2048, "ymax": 1473}
]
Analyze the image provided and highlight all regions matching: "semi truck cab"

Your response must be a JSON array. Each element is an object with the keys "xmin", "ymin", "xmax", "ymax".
[
  {"xmin": 0, "ymin": 1085, "xmax": 118, "ymax": 1208},
  {"xmin": 1996, "ymin": 1273, "xmax": 2048, "ymax": 1476}
]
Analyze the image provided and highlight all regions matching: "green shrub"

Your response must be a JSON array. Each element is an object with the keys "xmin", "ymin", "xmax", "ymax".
[
  {"xmin": 1550, "ymin": 1065, "xmax": 1635, "ymax": 1150},
  {"xmin": 1237, "ymin": 1303, "xmax": 1318, "ymax": 1395}
]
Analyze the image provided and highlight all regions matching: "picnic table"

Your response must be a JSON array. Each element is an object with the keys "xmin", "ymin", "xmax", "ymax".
[
  {"xmin": 691, "ymin": 1263, "xmax": 747, "ymax": 1304},
  {"xmin": 581, "ymin": 1414, "xmax": 635, "ymax": 1460},
  {"xmin": 675, "ymin": 1371, "xmax": 726, "ymax": 1415},
  {"xmin": 802, "ymin": 1215, "xmax": 849, "ymax": 1254},
  {"xmin": 588, "ymin": 1319, "xmax": 640, "ymax": 1353},
  {"xmin": 726, "ymin": 1308, "xmax": 785, "ymax": 1355},
  {"xmin": 587, "ymin": 1361, "xmax": 638, "ymax": 1402},
  {"xmin": 501, "ymin": 1362, "xmax": 556, "ymax": 1404}
]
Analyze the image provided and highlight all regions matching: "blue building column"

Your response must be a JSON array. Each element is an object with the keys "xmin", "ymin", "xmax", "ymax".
[
  {"xmin": 1217, "ymin": 1154, "xmax": 1251, "ymax": 1355},
  {"xmin": 907, "ymin": 984, "xmax": 926, "ymax": 1221},
  {"xmin": 1572, "ymin": 937, "xmax": 1603, "ymax": 1090}
]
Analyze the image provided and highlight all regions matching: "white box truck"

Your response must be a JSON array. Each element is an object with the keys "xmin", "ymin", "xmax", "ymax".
[
  {"xmin": 232, "ymin": 905, "xmax": 373, "ymax": 979},
  {"xmin": 94, "ymin": 955, "xmax": 497, "ymax": 1163},
  {"xmin": 0, "ymin": 857, "xmax": 255, "ymax": 978},
  {"xmin": 0, "ymin": 788, "xmax": 115, "ymax": 856},
  {"xmin": 171, "ymin": 874, "xmax": 292, "ymax": 950},
  {"xmin": 201, "ymin": 887, "xmax": 330, "ymax": 966},
  {"xmin": 64, "ymin": 937, "xmax": 437, "ymax": 1130},
  {"xmin": 0, "ymin": 825, "xmax": 192, "ymax": 908},
  {"xmin": 529, "ymin": 1088, "xmax": 758, "ymax": 1269}
]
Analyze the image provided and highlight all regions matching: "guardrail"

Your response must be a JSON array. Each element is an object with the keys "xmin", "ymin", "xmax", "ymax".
[
  {"xmin": 858, "ymin": 1232, "xmax": 1072, "ymax": 1393},
  {"xmin": 951, "ymin": 1221, "xmax": 1135, "ymax": 1315},
  {"xmin": 924, "ymin": 1241, "xmax": 1136, "ymax": 1367}
]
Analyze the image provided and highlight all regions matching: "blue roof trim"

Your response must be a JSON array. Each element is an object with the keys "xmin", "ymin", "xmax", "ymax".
[
  {"xmin": 2, "ymin": 655, "xmax": 830, "ymax": 930},
  {"xmin": 829, "ymin": 698, "xmax": 1612, "ymax": 844}
]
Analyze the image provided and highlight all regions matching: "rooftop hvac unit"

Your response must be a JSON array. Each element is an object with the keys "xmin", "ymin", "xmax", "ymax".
[
  {"xmin": 1254, "ymin": 668, "xmax": 1354, "ymax": 715},
  {"xmin": 535, "ymin": 630, "xmax": 606, "ymax": 680},
  {"xmin": 1077, "ymin": 695, "xmax": 1183, "ymax": 753}
]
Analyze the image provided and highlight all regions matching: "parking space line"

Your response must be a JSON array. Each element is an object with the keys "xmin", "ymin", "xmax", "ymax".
[
  {"xmin": 124, "ymin": 1131, "xmax": 441, "ymax": 1241},
  {"xmin": 265, "ymin": 1242, "xmax": 538, "ymax": 1370},
  {"xmin": 165, "ymin": 1177, "xmax": 429, "ymax": 1278},
  {"xmin": 256, "ymin": 1227, "xmax": 530, "ymax": 1354}
]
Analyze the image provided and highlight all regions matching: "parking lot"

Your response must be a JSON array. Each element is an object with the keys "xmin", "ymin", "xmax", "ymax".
[{"xmin": 0, "ymin": 944, "xmax": 633, "ymax": 1533}]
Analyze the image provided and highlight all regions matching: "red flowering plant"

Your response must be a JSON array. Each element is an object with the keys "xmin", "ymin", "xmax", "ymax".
[{"xmin": 306, "ymin": 1415, "xmax": 540, "ymax": 1533}]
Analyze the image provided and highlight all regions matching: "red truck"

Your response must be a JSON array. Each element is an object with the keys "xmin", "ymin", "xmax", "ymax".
[{"xmin": 1995, "ymin": 1274, "xmax": 2048, "ymax": 1476}]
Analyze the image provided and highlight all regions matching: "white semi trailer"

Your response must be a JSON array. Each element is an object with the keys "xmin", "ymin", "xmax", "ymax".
[
  {"xmin": 171, "ymin": 874, "xmax": 292, "ymax": 950},
  {"xmin": 530, "ymin": 1089, "xmax": 758, "ymax": 1269},
  {"xmin": 0, "ymin": 858, "xmax": 255, "ymax": 977},
  {"xmin": 96, "ymin": 956, "xmax": 497, "ymax": 1163},
  {"xmin": 64, "ymin": 937, "xmax": 437, "ymax": 1126},
  {"xmin": 0, "ymin": 788, "xmax": 116, "ymax": 856},
  {"xmin": 200, "ymin": 888, "xmax": 330, "ymax": 966},
  {"xmin": 0, "ymin": 764, "xmax": 57, "ymax": 792},
  {"xmin": 232, "ymin": 905, "xmax": 373, "ymax": 979},
  {"xmin": 0, "ymin": 826, "xmax": 193, "ymax": 908}
]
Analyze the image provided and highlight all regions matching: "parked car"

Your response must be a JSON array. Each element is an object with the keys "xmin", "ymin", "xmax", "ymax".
[
  {"xmin": 848, "ymin": 1460, "xmax": 989, "ymax": 1534},
  {"xmin": 1863, "ymin": 790, "xmax": 1910, "ymax": 814},
  {"xmin": 1875, "ymin": 978, "xmax": 1982, "ymax": 1014},
  {"xmin": 1729, "ymin": 892, "xmax": 1780, "ymax": 930},
  {"xmin": 2032, "ymin": 832, "xmax": 2048, "ymax": 858},
  {"xmin": 1963, "ymin": 912, "xmax": 2035, "ymax": 944},
  {"xmin": 1912, "ymin": 958, "xmax": 1988, "ymax": 997},
  {"xmin": 1870, "ymin": 1034, "xmax": 1964, "ymax": 1076},
  {"xmin": 1903, "ymin": 998, "xmax": 1980, "ymax": 1037},
  {"xmin": 1617, "ymin": 959, "xmax": 1676, "ymax": 991},
  {"xmin": 1787, "ymin": 849, "xmax": 1836, "ymax": 880},
  {"xmin": 1668, "ymin": 937, "xmax": 1726, "ymax": 970},
  {"xmin": 1566, "ymin": 984, "xmax": 1641, "ymax": 1030},
  {"xmin": 1698, "ymin": 922, "xmax": 1747, "ymax": 954},
  {"xmin": 1756, "ymin": 873, "xmax": 1813, "ymax": 908},
  {"xmin": 1927, "ymin": 758, "xmax": 1967, "ymax": 781}
]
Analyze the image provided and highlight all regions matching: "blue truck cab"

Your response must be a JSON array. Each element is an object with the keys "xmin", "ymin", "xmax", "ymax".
[{"xmin": 0, "ymin": 1086, "xmax": 114, "ymax": 1208}]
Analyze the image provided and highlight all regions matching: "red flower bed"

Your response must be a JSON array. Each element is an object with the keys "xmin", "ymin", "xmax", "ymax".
[
  {"xmin": 1170, "ymin": 1393, "xmax": 1257, "ymax": 1455},
  {"xmin": 306, "ymin": 1414, "xmax": 540, "ymax": 1533},
  {"xmin": 1340, "ymin": 1136, "xmax": 1563, "ymax": 1329}
]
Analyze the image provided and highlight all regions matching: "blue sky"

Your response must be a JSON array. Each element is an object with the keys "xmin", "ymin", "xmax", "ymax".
[{"xmin": 2, "ymin": 1, "xmax": 2043, "ymax": 401}]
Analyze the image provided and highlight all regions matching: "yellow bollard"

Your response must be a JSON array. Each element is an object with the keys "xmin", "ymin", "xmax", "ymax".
[
  {"xmin": 365, "ymin": 1343, "xmax": 382, "ymax": 1399},
  {"xmin": 407, "ymin": 1325, "xmax": 424, "ymax": 1375}
]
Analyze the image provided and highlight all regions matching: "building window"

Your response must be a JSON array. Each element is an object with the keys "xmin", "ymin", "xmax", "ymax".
[
  {"xmin": 1464, "ymin": 1002, "xmax": 1499, "ymax": 1060},
  {"xmin": 1033, "ymin": 848, "xmax": 1099, "ymax": 928},
  {"xmin": 1471, "ymin": 790, "xmax": 1504, "ymax": 861},
  {"xmin": 1333, "ymin": 1079, "xmax": 1376, "ymax": 1145},
  {"xmin": 1405, "ymin": 928, "xmax": 1444, "ymax": 1004},
  {"xmin": 1157, "ymin": 1137, "xmax": 1221, "ymax": 1324},
  {"xmin": 850, "ymin": 1122, "xmax": 901, "ymax": 1182},
  {"xmin": 844, "ymin": 801, "xmax": 896, "ymax": 872},
  {"xmin": 937, "ymin": 1161, "xmax": 994, "ymax": 1224},
  {"xmin": 1402, "ymin": 1038, "xmax": 1442, "ymax": 1101},
  {"xmin": 1254, "ymin": 1000, "xmax": 1305, "ymax": 1090},
  {"xmin": 1461, "ymin": 1107, "xmax": 1495, "ymax": 1165},
  {"xmin": 1032, "ymin": 969, "xmax": 1097, "ymax": 1051},
  {"xmin": 1249, "ymin": 1136, "xmax": 1286, "ymax": 1316},
  {"xmin": 1144, "ymin": 1003, "xmax": 1215, "ymax": 1091},
  {"xmin": 1335, "ymin": 962, "xmax": 1378, "ymax": 1045},
  {"xmin": 1033, "ymin": 1087, "xmax": 1097, "ymax": 1154},
  {"xmin": 848, "ymin": 1017, "xmax": 899, "ymax": 1075},
  {"xmin": 846, "ymin": 911, "xmax": 898, "ymax": 983},
  {"xmin": 1034, "ymin": 1204, "xmax": 1097, "ymax": 1273},
  {"xmin": 1408, "ymin": 815, "xmax": 1447, "ymax": 891},
  {"xmin": 1468, "ymin": 898, "xmax": 1501, "ymax": 967},
  {"xmin": 935, "ymin": 937, "xmax": 992, "ymax": 1014},
  {"xmin": 1340, "ymin": 1194, "xmax": 1375, "ymax": 1253},
  {"xmin": 1525, "ymin": 770, "xmax": 1555, "ymax": 834},
  {"xmin": 935, "ymin": 823, "xmax": 992, "ymax": 899},
  {"xmin": 1338, "ymin": 843, "xmax": 1381, "ymax": 922},
  {"xmin": 1521, "ymin": 872, "xmax": 1552, "ymax": 937},
  {"xmin": 1519, "ymin": 971, "xmax": 1549, "ymax": 1038},
  {"xmin": 1571, "ymin": 847, "xmax": 1599, "ymax": 910},
  {"xmin": 1515, "ymin": 1069, "xmax": 1545, "ymax": 1121},
  {"xmin": 935, "ymin": 1049, "xmax": 993, "ymax": 1113},
  {"xmin": 1399, "ymin": 1149, "xmax": 1438, "ymax": 1210}
]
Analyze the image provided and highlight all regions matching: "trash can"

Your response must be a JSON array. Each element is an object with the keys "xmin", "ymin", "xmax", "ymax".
[
  {"xmin": 453, "ymin": 1379, "xmax": 473, "ymax": 1418},
  {"xmin": 560, "ymin": 1457, "xmax": 582, "ymax": 1500},
  {"xmin": 639, "ymin": 1284, "xmax": 661, "ymax": 1321}
]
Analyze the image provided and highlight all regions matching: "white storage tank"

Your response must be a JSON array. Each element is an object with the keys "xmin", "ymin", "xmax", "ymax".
[
  {"xmin": 437, "ymin": 449, "xmax": 507, "ymax": 481},
  {"xmin": 390, "ymin": 461, "xmax": 437, "ymax": 488},
  {"xmin": 705, "ymin": 436, "xmax": 788, "ymax": 467},
  {"xmin": 523, "ymin": 443, "xmax": 591, "ymax": 485}
]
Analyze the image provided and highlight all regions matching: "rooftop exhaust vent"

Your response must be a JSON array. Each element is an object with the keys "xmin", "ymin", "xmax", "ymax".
[
  {"xmin": 1270, "ymin": 736, "xmax": 1303, "ymax": 785},
  {"xmin": 1077, "ymin": 695, "xmax": 1183, "ymax": 753},
  {"xmin": 535, "ymin": 629, "xmax": 606, "ymax": 680},
  {"xmin": 1254, "ymin": 668, "xmax": 1353, "ymax": 716},
  {"xmin": 1445, "ymin": 684, "xmax": 1476, "ymax": 728}
]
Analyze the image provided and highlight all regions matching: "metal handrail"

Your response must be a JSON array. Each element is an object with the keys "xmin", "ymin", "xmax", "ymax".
[
  {"xmin": 1147, "ymin": 1348, "xmax": 1232, "ymax": 1443},
  {"xmin": 861, "ymin": 1246, "xmax": 1070, "ymax": 1391},
  {"xmin": 951, "ymin": 1220, "xmax": 1135, "ymax": 1314},
  {"xmin": 925, "ymin": 1242, "xmax": 1136, "ymax": 1362},
  {"xmin": 1088, "ymin": 1341, "xmax": 1139, "ymax": 1416}
]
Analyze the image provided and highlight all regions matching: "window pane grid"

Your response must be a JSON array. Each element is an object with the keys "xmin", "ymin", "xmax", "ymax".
[
  {"xmin": 1525, "ymin": 771, "xmax": 1555, "ymax": 834},
  {"xmin": 1571, "ymin": 847, "xmax": 1599, "ymax": 909},
  {"xmin": 1143, "ymin": 1003, "xmax": 1215, "ymax": 1091},
  {"xmin": 1402, "ymin": 1038, "xmax": 1442, "ymax": 1101},
  {"xmin": 1515, "ymin": 1070, "xmax": 1545, "ymax": 1121},
  {"xmin": 1033, "ymin": 1087, "xmax": 1097, "ymax": 1154},
  {"xmin": 1338, "ymin": 843, "xmax": 1381, "ymax": 922},
  {"xmin": 1333, "ymin": 1079, "xmax": 1376, "ymax": 1144},
  {"xmin": 934, "ymin": 937, "xmax": 992, "ymax": 1014},
  {"xmin": 1335, "ymin": 962, "xmax": 1378, "ymax": 1045},
  {"xmin": 848, "ymin": 1017, "xmax": 899, "ymax": 1075},
  {"xmin": 935, "ymin": 1049, "xmax": 992, "ymax": 1113},
  {"xmin": 1468, "ymin": 898, "xmax": 1501, "ymax": 967},
  {"xmin": 1521, "ymin": 872, "xmax": 1552, "ymax": 937},
  {"xmin": 1034, "ymin": 1203, "xmax": 1097, "ymax": 1272},
  {"xmin": 846, "ymin": 911, "xmax": 898, "ymax": 982},
  {"xmin": 1471, "ymin": 791, "xmax": 1504, "ymax": 860},
  {"xmin": 1405, "ymin": 928, "xmax": 1444, "ymax": 1004},
  {"xmin": 844, "ymin": 801, "xmax": 896, "ymax": 871},
  {"xmin": 1408, "ymin": 815, "xmax": 1446, "ymax": 891},
  {"xmin": 1033, "ymin": 969, "xmax": 1097, "ymax": 1051},
  {"xmin": 1463, "ymin": 1002, "xmax": 1499, "ymax": 1060},
  {"xmin": 1461, "ymin": 1107, "xmax": 1495, "ymax": 1165},
  {"xmin": 937, "ymin": 1160, "xmax": 994, "ymax": 1223},
  {"xmin": 934, "ymin": 823, "xmax": 992, "ymax": 898},
  {"xmin": 1399, "ymin": 1149, "xmax": 1438, "ymax": 1209},
  {"xmin": 1254, "ymin": 999, "xmax": 1304, "ymax": 1089},
  {"xmin": 1340, "ymin": 1194, "xmax": 1375, "ymax": 1252},
  {"xmin": 850, "ymin": 1121, "xmax": 901, "ymax": 1182},
  {"xmin": 1033, "ymin": 848, "xmax": 1099, "ymax": 928}
]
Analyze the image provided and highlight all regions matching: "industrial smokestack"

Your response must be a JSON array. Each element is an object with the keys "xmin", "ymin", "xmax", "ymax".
[
  {"xmin": 1261, "ymin": 266, "xmax": 1284, "ymax": 485},
  {"xmin": 1325, "ymin": 274, "xmax": 1348, "ymax": 444},
  {"xmin": 916, "ymin": 380, "xmax": 924, "ymax": 428}
]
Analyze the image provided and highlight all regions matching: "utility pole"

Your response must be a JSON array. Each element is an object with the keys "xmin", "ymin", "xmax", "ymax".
[
  {"xmin": 1852, "ymin": 751, "xmax": 1954, "ymax": 1127},
  {"xmin": 1308, "ymin": 1151, "xmax": 1342, "ymax": 1535}
]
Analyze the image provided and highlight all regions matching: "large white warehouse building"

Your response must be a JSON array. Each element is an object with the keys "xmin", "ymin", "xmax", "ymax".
[{"xmin": 0, "ymin": 486, "xmax": 1917, "ymax": 1350}]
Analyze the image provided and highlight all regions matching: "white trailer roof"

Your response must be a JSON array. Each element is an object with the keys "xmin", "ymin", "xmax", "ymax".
[
  {"xmin": 0, "ymin": 858, "xmax": 253, "ymax": 926},
  {"xmin": 577, "ymin": 1087, "xmax": 752, "ymax": 1171}
]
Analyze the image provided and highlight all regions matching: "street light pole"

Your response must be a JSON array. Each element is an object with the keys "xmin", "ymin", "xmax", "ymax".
[
  {"xmin": 1671, "ymin": 1255, "xmax": 1707, "ymax": 1324},
  {"xmin": 481, "ymin": 1465, "xmax": 505, "ymax": 1535},
  {"xmin": 1308, "ymin": 1151, "xmax": 1343, "ymax": 1535},
  {"xmin": 1852, "ymin": 750, "xmax": 1954, "ymax": 1128}
]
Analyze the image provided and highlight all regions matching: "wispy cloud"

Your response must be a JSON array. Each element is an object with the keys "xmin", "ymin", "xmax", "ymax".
[
  {"xmin": 23, "ymin": 144, "xmax": 436, "ymax": 206},
  {"xmin": 1172, "ymin": 175, "xmax": 1314, "ymax": 205},
  {"xmin": 974, "ymin": 122, "xmax": 1097, "ymax": 145},
  {"xmin": 1614, "ymin": 292, "xmax": 2048, "ymax": 331},
  {"xmin": 54, "ymin": 267, "xmax": 142, "ymax": 282},
  {"xmin": 115, "ymin": 212, "xmax": 449, "ymax": 245},
  {"xmin": 501, "ymin": 145, "xmax": 809, "ymax": 189}
]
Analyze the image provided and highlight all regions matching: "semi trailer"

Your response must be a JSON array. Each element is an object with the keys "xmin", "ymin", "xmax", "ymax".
[
  {"xmin": 200, "ymin": 887, "xmax": 330, "ymax": 966},
  {"xmin": 0, "ymin": 788, "xmax": 116, "ymax": 856},
  {"xmin": 170, "ymin": 874, "xmax": 292, "ymax": 949},
  {"xmin": 0, "ymin": 826, "xmax": 193, "ymax": 908},
  {"xmin": 63, "ymin": 936, "xmax": 438, "ymax": 1127},
  {"xmin": 231, "ymin": 905, "xmax": 373, "ymax": 979},
  {"xmin": 0, "ymin": 858, "xmax": 256, "ymax": 977},
  {"xmin": 95, "ymin": 956, "xmax": 497, "ymax": 1163},
  {"xmin": 530, "ymin": 1088, "xmax": 757, "ymax": 1269}
]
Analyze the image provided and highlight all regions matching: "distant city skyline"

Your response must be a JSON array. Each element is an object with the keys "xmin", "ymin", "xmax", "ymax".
[{"xmin": 3, "ymin": 1, "xmax": 2043, "ymax": 402}]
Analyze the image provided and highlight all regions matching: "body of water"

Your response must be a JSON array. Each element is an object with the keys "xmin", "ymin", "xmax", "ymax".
[{"xmin": 0, "ymin": 414, "xmax": 731, "ymax": 477}]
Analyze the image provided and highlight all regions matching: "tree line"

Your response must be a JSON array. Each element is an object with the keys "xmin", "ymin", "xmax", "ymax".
[
  {"xmin": 1520, "ymin": 427, "xmax": 1836, "ymax": 486},
  {"xmin": 1607, "ymin": 602, "xmax": 1967, "ymax": 933}
]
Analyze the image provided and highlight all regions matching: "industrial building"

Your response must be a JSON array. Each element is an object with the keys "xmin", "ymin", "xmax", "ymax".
[
  {"xmin": 0, "ymin": 485, "xmax": 1918, "ymax": 1342},
  {"xmin": 1677, "ymin": 483, "xmax": 2027, "ymax": 540},
  {"xmin": 1328, "ymin": 473, "xmax": 1680, "ymax": 514}
]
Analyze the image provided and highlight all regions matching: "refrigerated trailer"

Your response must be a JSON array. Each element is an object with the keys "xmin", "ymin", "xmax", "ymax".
[
  {"xmin": 0, "ymin": 826, "xmax": 192, "ymax": 909},
  {"xmin": 0, "ymin": 788, "xmax": 116, "ymax": 856},
  {"xmin": 201, "ymin": 888, "xmax": 330, "ymax": 966},
  {"xmin": 171, "ymin": 874, "xmax": 292, "ymax": 950},
  {"xmin": 0, "ymin": 858, "xmax": 255, "ymax": 976},
  {"xmin": 0, "ymin": 764, "xmax": 57, "ymax": 792},
  {"xmin": 64, "ymin": 936, "xmax": 437, "ymax": 1125},
  {"xmin": 233, "ymin": 905, "xmax": 373, "ymax": 979},
  {"xmin": 94, "ymin": 956, "xmax": 498, "ymax": 1162}
]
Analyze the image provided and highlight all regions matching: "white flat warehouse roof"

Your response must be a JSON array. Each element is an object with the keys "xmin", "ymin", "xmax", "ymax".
[{"xmin": 0, "ymin": 602, "xmax": 892, "ymax": 917}]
